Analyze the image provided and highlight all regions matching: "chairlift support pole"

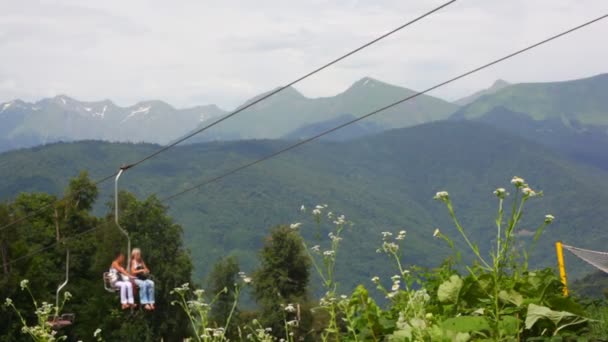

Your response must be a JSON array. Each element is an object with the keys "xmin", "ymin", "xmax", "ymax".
[
  {"xmin": 55, "ymin": 250, "xmax": 69, "ymax": 311},
  {"xmin": 115, "ymin": 167, "xmax": 131, "ymax": 270},
  {"xmin": 555, "ymin": 241, "xmax": 568, "ymax": 296}
]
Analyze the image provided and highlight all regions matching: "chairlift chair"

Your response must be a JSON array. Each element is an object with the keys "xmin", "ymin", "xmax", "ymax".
[{"xmin": 48, "ymin": 250, "xmax": 75, "ymax": 330}]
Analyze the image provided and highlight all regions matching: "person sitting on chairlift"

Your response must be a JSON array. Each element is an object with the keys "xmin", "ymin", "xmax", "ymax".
[
  {"xmin": 130, "ymin": 248, "xmax": 155, "ymax": 311},
  {"xmin": 109, "ymin": 251, "xmax": 135, "ymax": 310}
]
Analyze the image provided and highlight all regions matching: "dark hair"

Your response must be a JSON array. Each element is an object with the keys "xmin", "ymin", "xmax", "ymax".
[{"xmin": 114, "ymin": 251, "xmax": 124, "ymax": 259}]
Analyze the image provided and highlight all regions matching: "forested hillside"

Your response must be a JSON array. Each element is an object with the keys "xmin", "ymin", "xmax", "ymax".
[{"xmin": 0, "ymin": 121, "xmax": 606, "ymax": 288}]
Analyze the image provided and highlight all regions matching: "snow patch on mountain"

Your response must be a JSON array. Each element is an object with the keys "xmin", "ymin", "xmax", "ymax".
[
  {"xmin": 122, "ymin": 106, "xmax": 151, "ymax": 123},
  {"xmin": 1, "ymin": 102, "xmax": 12, "ymax": 113},
  {"xmin": 93, "ymin": 105, "xmax": 107, "ymax": 118}
]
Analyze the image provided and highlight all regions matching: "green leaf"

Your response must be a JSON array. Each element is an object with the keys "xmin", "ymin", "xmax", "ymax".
[
  {"xmin": 525, "ymin": 303, "xmax": 589, "ymax": 331},
  {"xmin": 440, "ymin": 316, "xmax": 491, "ymax": 333},
  {"xmin": 438, "ymin": 275, "xmax": 464, "ymax": 304},
  {"xmin": 498, "ymin": 316, "xmax": 520, "ymax": 336},
  {"xmin": 499, "ymin": 289, "xmax": 524, "ymax": 307}
]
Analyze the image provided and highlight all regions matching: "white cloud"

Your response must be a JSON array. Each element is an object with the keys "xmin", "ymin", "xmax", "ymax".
[{"xmin": 1, "ymin": 0, "xmax": 606, "ymax": 108}]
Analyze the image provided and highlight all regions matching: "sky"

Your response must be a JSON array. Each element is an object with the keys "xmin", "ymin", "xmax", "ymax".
[{"xmin": 1, "ymin": 0, "xmax": 607, "ymax": 109}]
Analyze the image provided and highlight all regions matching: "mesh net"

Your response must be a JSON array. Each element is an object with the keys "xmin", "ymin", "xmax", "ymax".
[{"xmin": 562, "ymin": 244, "xmax": 608, "ymax": 274}]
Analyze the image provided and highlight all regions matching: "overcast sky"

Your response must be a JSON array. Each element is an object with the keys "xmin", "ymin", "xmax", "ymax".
[{"xmin": 1, "ymin": 0, "xmax": 607, "ymax": 109}]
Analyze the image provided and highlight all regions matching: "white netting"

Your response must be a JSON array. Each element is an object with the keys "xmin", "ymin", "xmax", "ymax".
[{"xmin": 562, "ymin": 244, "xmax": 608, "ymax": 274}]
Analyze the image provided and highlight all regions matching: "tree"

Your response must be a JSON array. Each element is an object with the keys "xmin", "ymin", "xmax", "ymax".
[{"xmin": 253, "ymin": 225, "xmax": 311, "ymax": 336}]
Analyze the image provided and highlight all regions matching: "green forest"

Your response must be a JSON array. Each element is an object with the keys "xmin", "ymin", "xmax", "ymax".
[
  {"xmin": 0, "ymin": 121, "xmax": 607, "ymax": 288},
  {"xmin": 1, "ymin": 171, "xmax": 607, "ymax": 340}
]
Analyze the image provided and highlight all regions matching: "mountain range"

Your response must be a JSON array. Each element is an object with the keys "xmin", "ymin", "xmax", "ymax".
[
  {"xmin": 0, "ymin": 96, "xmax": 226, "ymax": 152},
  {"xmin": 0, "ymin": 77, "xmax": 459, "ymax": 151},
  {"xmin": 2, "ymin": 74, "xmax": 608, "ymax": 172}
]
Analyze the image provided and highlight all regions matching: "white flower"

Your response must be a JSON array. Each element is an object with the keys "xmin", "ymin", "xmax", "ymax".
[
  {"xmin": 545, "ymin": 214, "xmax": 555, "ymax": 224},
  {"xmin": 94, "ymin": 329, "xmax": 102, "ymax": 337},
  {"xmin": 493, "ymin": 187, "xmax": 507, "ymax": 198},
  {"xmin": 386, "ymin": 291, "xmax": 398, "ymax": 299},
  {"xmin": 243, "ymin": 277, "xmax": 252, "ymax": 284},
  {"xmin": 300, "ymin": 205, "xmax": 306, "ymax": 212},
  {"xmin": 391, "ymin": 282, "xmax": 400, "ymax": 291},
  {"xmin": 396, "ymin": 230, "xmax": 406, "ymax": 240},
  {"xmin": 433, "ymin": 191, "xmax": 449, "ymax": 201},
  {"xmin": 328, "ymin": 232, "xmax": 342, "ymax": 242},
  {"xmin": 511, "ymin": 176, "xmax": 525, "ymax": 187},
  {"xmin": 433, "ymin": 228, "xmax": 440, "ymax": 237},
  {"xmin": 371, "ymin": 276, "xmax": 380, "ymax": 283},
  {"xmin": 290, "ymin": 222, "xmax": 302, "ymax": 229},
  {"xmin": 284, "ymin": 303, "xmax": 296, "ymax": 313},
  {"xmin": 381, "ymin": 231, "xmax": 393, "ymax": 238},
  {"xmin": 312, "ymin": 208, "xmax": 321, "ymax": 215},
  {"xmin": 333, "ymin": 215, "xmax": 346, "ymax": 225},
  {"xmin": 311, "ymin": 245, "xmax": 321, "ymax": 253},
  {"xmin": 287, "ymin": 320, "xmax": 298, "ymax": 326},
  {"xmin": 63, "ymin": 291, "xmax": 72, "ymax": 300},
  {"xmin": 382, "ymin": 241, "xmax": 399, "ymax": 253},
  {"xmin": 5, "ymin": 298, "xmax": 12, "ymax": 306},
  {"xmin": 20, "ymin": 279, "xmax": 29, "ymax": 290},
  {"xmin": 323, "ymin": 250, "xmax": 335, "ymax": 257},
  {"xmin": 522, "ymin": 187, "xmax": 537, "ymax": 197},
  {"xmin": 315, "ymin": 205, "xmax": 324, "ymax": 209},
  {"xmin": 327, "ymin": 211, "xmax": 333, "ymax": 218},
  {"xmin": 391, "ymin": 275, "xmax": 400, "ymax": 281}
]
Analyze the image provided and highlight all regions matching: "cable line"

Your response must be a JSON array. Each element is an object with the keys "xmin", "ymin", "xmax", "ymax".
[
  {"xmin": 4, "ymin": 13, "xmax": 607, "ymax": 266},
  {"xmin": 0, "ymin": 172, "xmax": 118, "ymax": 233},
  {"xmin": 0, "ymin": 0, "xmax": 455, "ymax": 233},
  {"xmin": 124, "ymin": 0, "xmax": 456, "ymax": 170},
  {"xmin": 160, "ymin": 14, "xmax": 608, "ymax": 202}
]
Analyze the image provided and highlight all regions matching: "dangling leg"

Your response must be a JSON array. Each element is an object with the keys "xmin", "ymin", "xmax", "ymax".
[
  {"xmin": 135, "ymin": 279, "xmax": 150, "ymax": 309},
  {"xmin": 126, "ymin": 281, "xmax": 135, "ymax": 307},
  {"xmin": 118, "ymin": 282, "xmax": 129, "ymax": 309},
  {"xmin": 147, "ymin": 280, "xmax": 155, "ymax": 310}
]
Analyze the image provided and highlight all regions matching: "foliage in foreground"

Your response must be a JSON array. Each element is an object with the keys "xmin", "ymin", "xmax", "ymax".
[
  {"xmin": 4, "ymin": 176, "xmax": 608, "ymax": 341},
  {"xmin": 167, "ymin": 176, "xmax": 605, "ymax": 341}
]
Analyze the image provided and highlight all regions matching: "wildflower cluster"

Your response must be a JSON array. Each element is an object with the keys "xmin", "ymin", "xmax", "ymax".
[
  {"xmin": 4, "ymin": 279, "xmax": 70, "ymax": 342},
  {"xmin": 171, "ymin": 273, "xmax": 250, "ymax": 342},
  {"xmin": 238, "ymin": 271, "xmax": 252, "ymax": 284}
]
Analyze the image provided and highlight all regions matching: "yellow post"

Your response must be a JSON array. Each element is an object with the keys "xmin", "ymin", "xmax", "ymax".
[{"xmin": 555, "ymin": 241, "xmax": 568, "ymax": 296}]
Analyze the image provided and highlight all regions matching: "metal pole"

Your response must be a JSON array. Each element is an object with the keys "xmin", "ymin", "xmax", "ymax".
[
  {"xmin": 55, "ymin": 250, "xmax": 70, "ymax": 311},
  {"xmin": 555, "ymin": 241, "xmax": 568, "ymax": 296},
  {"xmin": 115, "ymin": 169, "xmax": 131, "ymax": 271}
]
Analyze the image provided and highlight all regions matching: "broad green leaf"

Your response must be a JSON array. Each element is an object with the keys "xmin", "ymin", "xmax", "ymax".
[
  {"xmin": 524, "ymin": 303, "xmax": 589, "ymax": 331},
  {"xmin": 440, "ymin": 316, "xmax": 491, "ymax": 333},
  {"xmin": 499, "ymin": 289, "xmax": 524, "ymax": 307},
  {"xmin": 498, "ymin": 316, "xmax": 520, "ymax": 336},
  {"xmin": 438, "ymin": 275, "xmax": 463, "ymax": 304}
]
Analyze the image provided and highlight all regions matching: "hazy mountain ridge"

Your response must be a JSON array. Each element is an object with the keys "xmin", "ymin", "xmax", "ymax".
[
  {"xmin": 454, "ymin": 79, "xmax": 511, "ymax": 106},
  {"xmin": 451, "ymin": 73, "xmax": 608, "ymax": 171},
  {"xmin": 179, "ymin": 77, "xmax": 458, "ymax": 143},
  {"xmin": 0, "ymin": 95, "xmax": 227, "ymax": 151},
  {"xmin": 2, "ymin": 73, "xmax": 607, "ymax": 159}
]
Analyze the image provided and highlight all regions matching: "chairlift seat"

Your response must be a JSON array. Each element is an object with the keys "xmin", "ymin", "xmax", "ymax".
[
  {"xmin": 48, "ymin": 313, "xmax": 75, "ymax": 330},
  {"xmin": 103, "ymin": 272, "xmax": 118, "ymax": 293}
]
